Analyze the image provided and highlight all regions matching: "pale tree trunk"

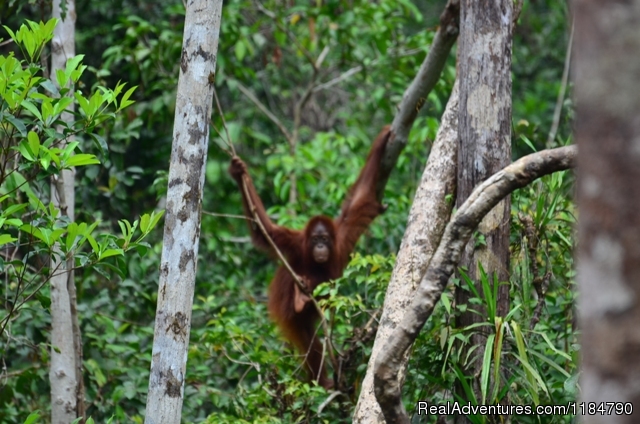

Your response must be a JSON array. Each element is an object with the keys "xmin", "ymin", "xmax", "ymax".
[
  {"xmin": 455, "ymin": 0, "xmax": 511, "ymax": 419},
  {"xmin": 573, "ymin": 2, "xmax": 640, "ymax": 423},
  {"xmin": 354, "ymin": 81, "xmax": 459, "ymax": 423},
  {"xmin": 144, "ymin": 1, "xmax": 223, "ymax": 423},
  {"xmin": 354, "ymin": 3, "xmax": 460, "ymax": 419},
  {"xmin": 374, "ymin": 146, "xmax": 576, "ymax": 424},
  {"xmin": 49, "ymin": 1, "xmax": 84, "ymax": 422}
]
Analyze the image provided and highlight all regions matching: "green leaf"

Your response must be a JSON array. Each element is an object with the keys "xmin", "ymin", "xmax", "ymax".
[
  {"xmin": 40, "ymin": 78, "xmax": 59, "ymax": 96},
  {"xmin": 16, "ymin": 140, "xmax": 35, "ymax": 161},
  {"xmin": 149, "ymin": 210, "xmax": 165, "ymax": 230},
  {"xmin": 40, "ymin": 153, "xmax": 51, "ymax": 170},
  {"xmin": 20, "ymin": 224, "xmax": 49, "ymax": 246},
  {"xmin": 440, "ymin": 291, "xmax": 451, "ymax": 314},
  {"xmin": 53, "ymin": 96, "xmax": 74, "ymax": 117},
  {"xmin": 27, "ymin": 191, "xmax": 45, "ymax": 211},
  {"xmin": 60, "ymin": 141, "xmax": 80, "ymax": 161},
  {"xmin": 96, "ymin": 261, "xmax": 125, "ymax": 279},
  {"xmin": 43, "ymin": 146, "xmax": 60, "ymax": 167},
  {"xmin": 520, "ymin": 135, "xmax": 537, "ymax": 153},
  {"xmin": 27, "ymin": 131, "xmax": 40, "ymax": 158},
  {"xmin": 452, "ymin": 364, "xmax": 477, "ymax": 405},
  {"xmin": 3, "ymin": 218, "xmax": 21, "ymax": 227},
  {"xmin": 65, "ymin": 54, "xmax": 85, "ymax": 78},
  {"xmin": 56, "ymin": 68, "xmax": 69, "ymax": 90},
  {"xmin": 20, "ymin": 100, "xmax": 43, "ymax": 121},
  {"xmin": 555, "ymin": 229, "xmax": 572, "ymax": 248},
  {"xmin": 74, "ymin": 92, "xmax": 91, "ymax": 117},
  {"xmin": 66, "ymin": 222, "xmax": 79, "ymax": 252},
  {"xmin": 512, "ymin": 321, "xmax": 540, "ymax": 405},
  {"xmin": 76, "ymin": 221, "xmax": 99, "ymax": 252},
  {"xmin": 41, "ymin": 98, "xmax": 54, "ymax": 124},
  {"xmin": 88, "ymin": 91, "xmax": 106, "ymax": 116},
  {"xmin": 23, "ymin": 411, "xmax": 41, "ymax": 424},
  {"xmin": 43, "ymin": 18, "xmax": 58, "ymax": 39},
  {"xmin": 86, "ymin": 234, "xmax": 99, "ymax": 254},
  {"xmin": 70, "ymin": 63, "xmax": 88, "ymax": 84},
  {"xmin": 35, "ymin": 290, "xmax": 51, "ymax": 310},
  {"xmin": 274, "ymin": 30, "xmax": 286, "ymax": 45},
  {"xmin": 235, "ymin": 41, "xmax": 247, "ymax": 61},
  {"xmin": 4, "ymin": 114, "xmax": 27, "ymax": 136},
  {"xmin": 118, "ymin": 85, "xmax": 137, "ymax": 110},
  {"xmin": 118, "ymin": 219, "xmax": 133, "ymax": 238},
  {"xmin": 3, "ymin": 203, "xmax": 28, "ymax": 216},
  {"xmin": 134, "ymin": 243, "xmax": 149, "ymax": 256},
  {"xmin": 89, "ymin": 133, "xmax": 109, "ymax": 156},
  {"xmin": 22, "ymin": 29, "xmax": 36, "ymax": 59},
  {"xmin": 65, "ymin": 154, "xmax": 101, "ymax": 167},
  {"xmin": 99, "ymin": 249, "xmax": 124, "ymax": 260},
  {"xmin": 51, "ymin": 229, "xmax": 65, "ymax": 244},
  {"xmin": 480, "ymin": 333, "xmax": 495, "ymax": 404},
  {"xmin": 139, "ymin": 214, "xmax": 151, "ymax": 233},
  {"xmin": 86, "ymin": 358, "xmax": 107, "ymax": 387},
  {"xmin": 2, "ymin": 25, "xmax": 17, "ymax": 42},
  {"xmin": 396, "ymin": 0, "xmax": 422, "ymax": 20},
  {"xmin": 6, "ymin": 171, "xmax": 34, "ymax": 197},
  {"xmin": 0, "ymin": 234, "xmax": 17, "ymax": 247}
]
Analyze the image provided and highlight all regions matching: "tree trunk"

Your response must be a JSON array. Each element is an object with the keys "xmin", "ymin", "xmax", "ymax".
[
  {"xmin": 49, "ymin": 1, "xmax": 84, "ymax": 422},
  {"xmin": 144, "ymin": 1, "xmax": 223, "ymax": 423},
  {"xmin": 354, "ymin": 81, "xmax": 459, "ymax": 423},
  {"xmin": 455, "ymin": 0, "xmax": 512, "ymax": 420},
  {"xmin": 574, "ymin": 2, "xmax": 640, "ymax": 423},
  {"xmin": 373, "ymin": 145, "xmax": 576, "ymax": 423},
  {"xmin": 353, "ymin": 4, "xmax": 460, "ymax": 419}
]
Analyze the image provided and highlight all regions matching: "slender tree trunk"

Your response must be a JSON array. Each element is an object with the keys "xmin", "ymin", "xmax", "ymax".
[
  {"xmin": 49, "ymin": 1, "xmax": 84, "ymax": 422},
  {"xmin": 144, "ymin": 1, "xmax": 223, "ymax": 423},
  {"xmin": 353, "ymin": 4, "xmax": 460, "ymax": 419},
  {"xmin": 574, "ymin": 2, "xmax": 640, "ymax": 423},
  {"xmin": 354, "ymin": 81, "xmax": 459, "ymax": 423},
  {"xmin": 455, "ymin": 0, "xmax": 512, "ymax": 420}
]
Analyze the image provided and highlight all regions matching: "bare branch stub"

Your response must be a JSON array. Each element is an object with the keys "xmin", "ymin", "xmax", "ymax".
[{"xmin": 377, "ymin": 0, "xmax": 460, "ymax": 200}]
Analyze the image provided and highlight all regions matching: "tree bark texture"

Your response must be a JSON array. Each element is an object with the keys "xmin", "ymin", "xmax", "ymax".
[
  {"xmin": 455, "ymin": 1, "xmax": 512, "ymax": 419},
  {"xmin": 354, "ymin": 3, "xmax": 459, "ymax": 419},
  {"xmin": 573, "ymin": 2, "xmax": 640, "ymax": 423},
  {"xmin": 143, "ymin": 1, "xmax": 223, "ymax": 423},
  {"xmin": 354, "ymin": 81, "xmax": 459, "ymax": 423},
  {"xmin": 49, "ymin": 1, "xmax": 84, "ymax": 422},
  {"xmin": 374, "ymin": 145, "xmax": 576, "ymax": 424}
]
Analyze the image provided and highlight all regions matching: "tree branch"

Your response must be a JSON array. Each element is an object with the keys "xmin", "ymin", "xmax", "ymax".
[
  {"xmin": 546, "ymin": 22, "xmax": 574, "ymax": 147},
  {"xmin": 373, "ymin": 145, "xmax": 577, "ymax": 424},
  {"xmin": 376, "ymin": 0, "xmax": 460, "ymax": 199},
  {"xmin": 312, "ymin": 48, "xmax": 423, "ymax": 93},
  {"xmin": 236, "ymin": 81, "xmax": 293, "ymax": 143}
]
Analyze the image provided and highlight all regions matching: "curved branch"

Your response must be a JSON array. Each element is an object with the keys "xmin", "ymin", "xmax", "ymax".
[{"xmin": 373, "ymin": 145, "xmax": 577, "ymax": 424}]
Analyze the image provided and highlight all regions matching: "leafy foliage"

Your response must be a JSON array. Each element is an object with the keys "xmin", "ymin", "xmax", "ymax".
[
  {"xmin": 405, "ymin": 169, "xmax": 576, "ymax": 423},
  {"xmin": 0, "ymin": 19, "xmax": 161, "ymax": 423},
  {"xmin": 1, "ymin": 0, "xmax": 576, "ymax": 423}
]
